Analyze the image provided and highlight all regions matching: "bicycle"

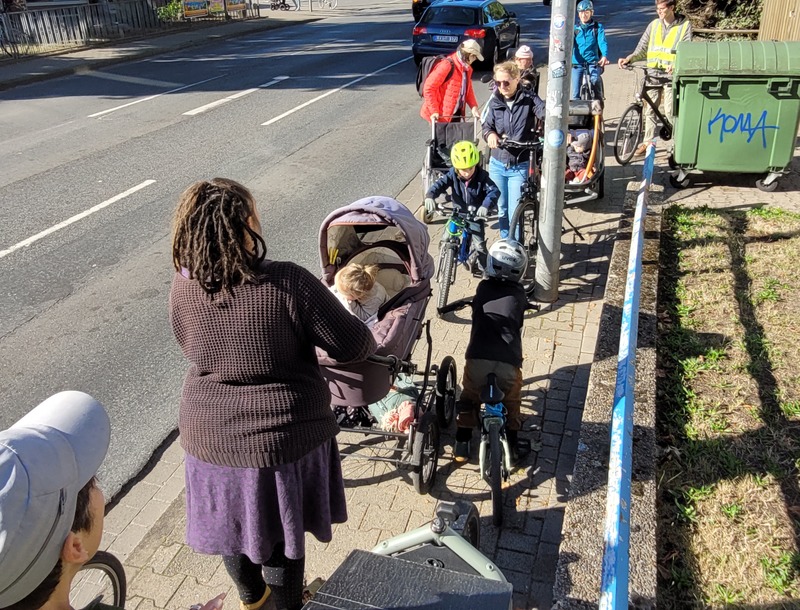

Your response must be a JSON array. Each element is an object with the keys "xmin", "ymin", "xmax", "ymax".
[
  {"xmin": 574, "ymin": 61, "xmax": 604, "ymax": 101},
  {"xmin": 434, "ymin": 203, "xmax": 485, "ymax": 314},
  {"xmin": 613, "ymin": 64, "xmax": 673, "ymax": 166},
  {"xmin": 270, "ymin": 0, "xmax": 293, "ymax": 10},
  {"xmin": 502, "ymin": 137, "xmax": 585, "ymax": 295},
  {"xmin": 316, "ymin": 0, "xmax": 337, "ymax": 8},
  {"xmin": 436, "ymin": 296, "xmax": 539, "ymax": 527},
  {"xmin": 69, "ymin": 550, "xmax": 127, "ymax": 609}
]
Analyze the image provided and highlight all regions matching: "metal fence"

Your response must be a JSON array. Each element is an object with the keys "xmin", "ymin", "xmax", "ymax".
[{"xmin": 0, "ymin": 0, "xmax": 254, "ymax": 56}]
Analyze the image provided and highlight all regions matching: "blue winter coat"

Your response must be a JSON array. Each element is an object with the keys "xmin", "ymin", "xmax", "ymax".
[
  {"xmin": 482, "ymin": 87, "xmax": 545, "ymax": 167},
  {"xmin": 426, "ymin": 165, "xmax": 500, "ymax": 211},
  {"xmin": 573, "ymin": 20, "xmax": 608, "ymax": 66}
]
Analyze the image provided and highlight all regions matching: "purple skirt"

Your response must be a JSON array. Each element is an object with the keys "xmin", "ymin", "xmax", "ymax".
[{"xmin": 184, "ymin": 439, "xmax": 347, "ymax": 563}]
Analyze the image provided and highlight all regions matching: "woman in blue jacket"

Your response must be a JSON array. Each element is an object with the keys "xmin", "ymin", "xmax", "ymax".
[
  {"xmin": 572, "ymin": 0, "xmax": 609, "ymax": 100},
  {"xmin": 482, "ymin": 61, "xmax": 544, "ymax": 240}
]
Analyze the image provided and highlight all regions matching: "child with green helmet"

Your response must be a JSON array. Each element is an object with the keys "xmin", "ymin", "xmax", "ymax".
[{"xmin": 424, "ymin": 141, "xmax": 499, "ymax": 271}]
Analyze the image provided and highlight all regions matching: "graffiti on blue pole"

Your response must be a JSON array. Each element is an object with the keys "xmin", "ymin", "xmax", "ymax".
[{"xmin": 707, "ymin": 108, "xmax": 779, "ymax": 148}]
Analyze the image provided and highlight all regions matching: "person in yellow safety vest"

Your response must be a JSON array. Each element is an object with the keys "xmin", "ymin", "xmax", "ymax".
[{"xmin": 618, "ymin": 0, "xmax": 692, "ymax": 156}]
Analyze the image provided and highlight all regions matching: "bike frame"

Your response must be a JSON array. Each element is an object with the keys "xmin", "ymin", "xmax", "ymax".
[
  {"xmin": 632, "ymin": 66, "xmax": 673, "ymax": 134},
  {"xmin": 478, "ymin": 403, "xmax": 513, "ymax": 478}
]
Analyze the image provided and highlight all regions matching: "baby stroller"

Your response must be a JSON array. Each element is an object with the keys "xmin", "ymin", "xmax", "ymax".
[
  {"xmin": 317, "ymin": 196, "xmax": 458, "ymax": 494},
  {"xmin": 419, "ymin": 116, "xmax": 483, "ymax": 222},
  {"xmin": 563, "ymin": 99, "xmax": 606, "ymax": 204}
]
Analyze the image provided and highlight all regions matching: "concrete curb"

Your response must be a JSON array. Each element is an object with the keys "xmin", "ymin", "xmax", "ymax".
[{"xmin": 552, "ymin": 184, "xmax": 662, "ymax": 609}]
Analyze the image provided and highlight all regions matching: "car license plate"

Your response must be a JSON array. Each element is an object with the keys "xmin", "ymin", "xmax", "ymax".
[{"xmin": 433, "ymin": 35, "xmax": 459, "ymax": 43}]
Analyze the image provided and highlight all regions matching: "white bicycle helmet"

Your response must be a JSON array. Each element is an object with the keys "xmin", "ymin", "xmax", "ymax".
[{"xmin": 486, "ymin": 239, "xmax": 528, "ymax": 282}]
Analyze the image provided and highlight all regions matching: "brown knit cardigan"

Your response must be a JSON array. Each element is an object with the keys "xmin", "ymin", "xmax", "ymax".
[{"xmin": 170, "ymin": 260, "xmax": 376, "ymax": 468}]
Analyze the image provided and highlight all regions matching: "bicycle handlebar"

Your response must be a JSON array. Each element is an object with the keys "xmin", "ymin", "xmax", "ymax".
[
  {"xmin": 435, "ymin": 203, "xmax": 486, "ymax": 222},
  {"xmin": 437, "ymin": 297, "xmax": 540, "ymax": 316},
  {"xmin": 498, "ymin": 137, "xmax": 542, "ymax": 151}
]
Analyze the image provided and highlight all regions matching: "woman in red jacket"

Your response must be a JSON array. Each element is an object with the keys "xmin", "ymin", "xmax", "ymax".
[{"xmin": 420, "ymin": 39, "xmax": 483, "ymax": 123}]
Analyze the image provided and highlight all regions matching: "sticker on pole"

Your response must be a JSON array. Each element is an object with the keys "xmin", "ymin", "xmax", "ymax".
[
  {"xmin": 553, "ymin": 14, "xmax": 566, "ymax": 29},
  {"xmin": 550, "ymin": 61, "xmax": 566, "ymax": 79},
  {"xmin": 547, "ymin": 129, "xmax": 564, "ymax": 148}
]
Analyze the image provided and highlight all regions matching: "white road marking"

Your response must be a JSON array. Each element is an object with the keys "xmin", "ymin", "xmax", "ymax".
[
  {"xmin": 183, "ymin": 76, "xmax": 290, "ymax": 116},
  {"xmin": 87, "ymin": 75, "xmax": 224, "ymax": 118},
  {"xmin": 261, "ymin": 57, "xmax": 412, "ymax": 126},
  {"xmin": 0, "ymin": 180, "xmax": 157, "ymax": 259},
  {"xmin": 78, "ymin": 71, "xmax": 181, "ymax": 88}
]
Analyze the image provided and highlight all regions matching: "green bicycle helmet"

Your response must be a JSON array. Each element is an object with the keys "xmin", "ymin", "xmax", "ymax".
[{"xmin": 450, "ymin": 141, "xmax": 480, "ymax": 170}]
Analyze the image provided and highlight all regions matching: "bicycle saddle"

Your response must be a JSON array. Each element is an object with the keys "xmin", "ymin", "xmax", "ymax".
[{"xmin": 480, "ymin": 373, "xmax": 505, "ymax": 404}]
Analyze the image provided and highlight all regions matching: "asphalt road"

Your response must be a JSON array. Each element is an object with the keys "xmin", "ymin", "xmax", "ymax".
[{"xmin": 0, "ymin": 0, "xmax": 603, "ymax": 497}]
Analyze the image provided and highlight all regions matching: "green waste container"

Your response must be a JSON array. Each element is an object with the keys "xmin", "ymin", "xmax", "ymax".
[{"xmin": 672, "ymin": 41, "xmax": 800, "ymax": 191}]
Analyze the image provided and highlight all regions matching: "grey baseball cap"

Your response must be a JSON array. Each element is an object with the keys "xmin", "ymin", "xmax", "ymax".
[{"xmin": 0, "ymin": 391, "xmax": 110, "ymax": 606}]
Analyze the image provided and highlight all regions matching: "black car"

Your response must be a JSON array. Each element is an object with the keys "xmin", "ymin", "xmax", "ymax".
[{"xmin": 412, "ymin": 0, "xmax": 520, "ymax": 68}]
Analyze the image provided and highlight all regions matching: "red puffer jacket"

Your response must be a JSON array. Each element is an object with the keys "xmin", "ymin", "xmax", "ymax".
[{"xmin": 420, "ymin": 52, "xmax": 478, "ymax": 123}]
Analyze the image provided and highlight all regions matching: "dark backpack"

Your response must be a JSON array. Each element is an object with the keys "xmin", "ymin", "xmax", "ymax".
[{"xmin": 415, "ymin": 55, "xmax": 455, "ymax": 97}]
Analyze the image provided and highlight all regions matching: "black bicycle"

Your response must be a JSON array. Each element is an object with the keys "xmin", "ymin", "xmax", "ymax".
[
  {"xmin": 434, "ymin": 203, "xmax": 485, "ymax": 314},
  {"xmin": 70, "ymin": 550, "xmax": 127, "ymax": 609},
  {"xmin": 501, "ymin": 138, "xmax": 585, "ymax": 295},
  {"xmin": 613, "ymin": 64, "xmax": 673, "ymax": 165}
]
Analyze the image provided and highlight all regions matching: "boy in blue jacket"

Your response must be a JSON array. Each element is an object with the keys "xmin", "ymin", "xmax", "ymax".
[
  {"xmin": 424, "ymin": 140, "xmax": 499, "ymax": 271},
  {"xmin": 572, "ymin": 0, "xmax": 609, "ymax": 100}
]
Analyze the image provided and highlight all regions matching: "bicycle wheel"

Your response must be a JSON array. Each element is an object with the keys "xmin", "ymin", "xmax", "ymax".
[
  {"xmin": 508, "ymin": 199, "xmax": 537, "ymax": 295},
  {"xmin": 436, "ymin": 244, "xmax": 456, "ymax": 314},
  {"xmin": 410, "ymin": 409, "xmax": 439, "ymax": 495},
  {"xmin": 70, "ymin": 550, "xmax": 127, "ymax": 608},
  {"xmin": 435, "ymin": 355, "xmax": 457, "ymax": 428},
  {"xmin": 613, "ymin": 104, "xmax": 643, "ymax": 166},
  {"xmin": 487, "ymin": 420, "xmax": 503, "ymax": 527}
]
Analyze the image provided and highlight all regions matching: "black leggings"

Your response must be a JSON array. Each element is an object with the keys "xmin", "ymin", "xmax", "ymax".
[{"xmin": 223, "ymin": 543, "xmax": 305, "ymax": 610}]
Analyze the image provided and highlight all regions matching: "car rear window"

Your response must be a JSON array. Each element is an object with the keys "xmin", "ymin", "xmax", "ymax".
[{"xmin": 421, "ymin": 6, "xmax": 479, "ymax": 26}]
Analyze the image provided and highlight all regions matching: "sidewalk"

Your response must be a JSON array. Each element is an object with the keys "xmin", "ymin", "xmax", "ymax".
[
  {"xmin": 0, "ymin": 11, "xmax": 318, "ymax": 91},
  {"xmin": 92, "ymin": 167, "xmax": 628, "ymax": 610}
]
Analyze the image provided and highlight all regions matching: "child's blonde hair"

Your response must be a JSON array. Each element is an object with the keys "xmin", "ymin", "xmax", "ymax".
[{"xmin": 335, "ymin": 263, "xmax": 380, "ymax": 301}]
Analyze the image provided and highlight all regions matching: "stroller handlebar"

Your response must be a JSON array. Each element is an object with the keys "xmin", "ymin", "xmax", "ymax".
[{"xmin": 367, "ymin": 354, "xmax": 414, "ymax": 374}]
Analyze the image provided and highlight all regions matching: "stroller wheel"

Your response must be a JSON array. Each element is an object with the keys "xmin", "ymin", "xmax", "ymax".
[
  {"xmin": 410, "ymin": 409, "xmax": 439, "ymax": 495},
  {"xmin": 414, "ymin": 204, "xmax": 433, "ymax": 224},
  {"xmin": 435, "ymin": 356, "xmax": 457, "ymax": 428}
]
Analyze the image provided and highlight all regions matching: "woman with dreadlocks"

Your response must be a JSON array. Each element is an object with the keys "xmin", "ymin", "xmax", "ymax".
[{"xmin": 169, "ymin": 178, "xmax": 375, "ymax": 610}]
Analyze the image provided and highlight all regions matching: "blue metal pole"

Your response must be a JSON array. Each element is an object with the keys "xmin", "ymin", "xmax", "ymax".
[{"xmin": 599, "ymin": 144, "xmax": 655, "ymax": 610}]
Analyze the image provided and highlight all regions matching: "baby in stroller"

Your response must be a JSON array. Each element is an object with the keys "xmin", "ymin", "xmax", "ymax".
[
  {"xmin": 566, "ymin": 131, "xmax": 592, "ymax": 183},
  {"xmin": 331, "ymin": 263, "xmax": 388, "ymax": 325},
  {"xmin": 317, "ymin": 196, "xmax": 435, "ymax": 415}
]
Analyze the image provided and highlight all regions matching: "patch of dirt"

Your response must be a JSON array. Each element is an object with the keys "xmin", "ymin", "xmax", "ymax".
[{"xmin": 657, "ymin": 204, "xmax": 800, "ymax": 608}]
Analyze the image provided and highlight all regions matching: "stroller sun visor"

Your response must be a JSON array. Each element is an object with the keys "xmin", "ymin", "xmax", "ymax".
[{"xmin": 319, "ymin": 196, "xmax": 435, "ymax": 285}]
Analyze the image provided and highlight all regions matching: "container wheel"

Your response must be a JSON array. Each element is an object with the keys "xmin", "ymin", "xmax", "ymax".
[
  {"xmin": 410, "ymin": 409, "xmax": 439, "ymax": 495},
  {"xmin": 669, "ymin": 174, "xmax": 691, "ymax": 189},
  {"xmin": 667, "ymin": 154, "xmax": 677, "ymax": 170},
  {"xmin": 756, "ymin": 178, "xmax": 778, "ymax": 193},
  {"xmin": 435, "ymin": 356, "xmax": 457, "ymax": 428}
]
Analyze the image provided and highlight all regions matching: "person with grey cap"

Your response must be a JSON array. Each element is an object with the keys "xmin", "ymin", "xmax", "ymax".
[
  {"xmin": 419, "ymin": 39, "xmax": 483, "ymax": 124},
  {"xmin": 0, "ymin": 392, "xmax": 226, "ymax": 610}
]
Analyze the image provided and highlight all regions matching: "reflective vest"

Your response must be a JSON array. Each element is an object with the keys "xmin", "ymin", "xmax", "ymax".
[{"xmin": 647, "ymin": 18, "xmax": 689, "ymax": 71}]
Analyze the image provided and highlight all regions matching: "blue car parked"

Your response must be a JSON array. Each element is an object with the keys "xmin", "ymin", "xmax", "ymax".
[{"xmin": 412, "ymin": 0, "xmax": 520, "ymax": 69}]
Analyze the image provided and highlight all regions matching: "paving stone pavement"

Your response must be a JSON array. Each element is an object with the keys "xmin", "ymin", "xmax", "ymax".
[{"xmin": 95, "ymin": 160, "xmax": 628, "ymax": 610}]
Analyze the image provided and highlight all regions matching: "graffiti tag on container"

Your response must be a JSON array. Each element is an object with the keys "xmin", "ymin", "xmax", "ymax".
[{"xmin": 707, "ymin": 108, "xmax": 779, "ymax": 149}]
